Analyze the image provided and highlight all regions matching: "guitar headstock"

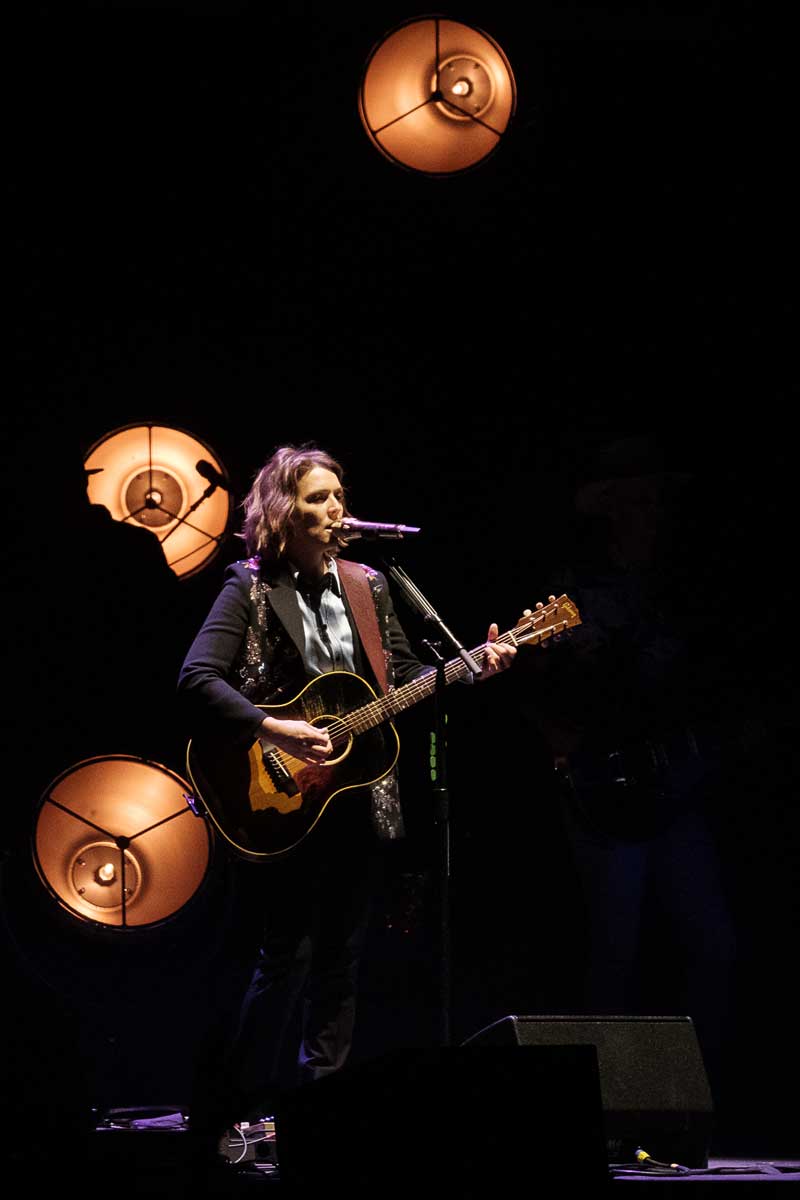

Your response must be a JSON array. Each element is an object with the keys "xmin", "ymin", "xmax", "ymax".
[{"xmin": 512, "ymin": 594, "xmax": 581, "ymax": 648}]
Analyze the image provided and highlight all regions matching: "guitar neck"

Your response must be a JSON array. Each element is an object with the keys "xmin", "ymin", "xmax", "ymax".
[
  {"xmin": 323, "ymin": 598, "xmax": 580, "ymax": 744},
  {"xmin": 327, "ymin": 640, "xmax": 497, "ymax": 740}
]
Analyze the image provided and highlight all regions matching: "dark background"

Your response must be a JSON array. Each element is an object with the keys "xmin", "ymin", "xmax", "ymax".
[{"xmin": 5, "ymin": 0, "xmax": 797, "ymax": 1155}]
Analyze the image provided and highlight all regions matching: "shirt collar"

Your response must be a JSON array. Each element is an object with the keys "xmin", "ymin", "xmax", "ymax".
[{"xmin": 290, "ymin": 556, "xmax": 342, "ymax": 599}]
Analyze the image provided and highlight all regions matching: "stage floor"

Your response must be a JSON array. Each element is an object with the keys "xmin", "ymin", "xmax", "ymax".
[{"xmin": 6, "ymin": 1117, "xmax": 796, "ymax": 1197}]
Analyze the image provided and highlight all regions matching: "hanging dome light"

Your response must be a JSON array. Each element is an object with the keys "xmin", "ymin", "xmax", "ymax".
[
  {"xmin": 358, "ymin": 15, "xmax": 517, "ymax": 176},
  {"xmin": 84, "ymin": 422, "xmax": 233, "ymax": 579},
  {"xmin": 32, "ymin": 755, "xmax": 213, "ymax": 931}
]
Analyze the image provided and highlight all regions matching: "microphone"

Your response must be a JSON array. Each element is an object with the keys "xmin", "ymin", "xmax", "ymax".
[
  {"xmin": 331, "ymin": 518, "xmax": 421, "ymax": 540},
  {"xmin": 195, "ymin": 460, "xmax": 231, "ymax": 493}
]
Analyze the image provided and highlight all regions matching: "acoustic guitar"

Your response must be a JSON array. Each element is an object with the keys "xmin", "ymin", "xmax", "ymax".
[{"xmin": 185, "ymin": 595, "xmax": 580, "ymax": 860}]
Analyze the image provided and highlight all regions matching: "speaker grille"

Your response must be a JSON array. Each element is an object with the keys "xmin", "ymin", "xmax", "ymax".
[{"xmin": 463, "ymin": 1015, "xmax": 713, "ymax": 1167}]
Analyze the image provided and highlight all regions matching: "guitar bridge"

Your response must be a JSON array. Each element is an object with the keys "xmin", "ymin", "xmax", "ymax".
[{"xmin": 262, "ymin": 747, "xmax": 299, "ymax": 796}]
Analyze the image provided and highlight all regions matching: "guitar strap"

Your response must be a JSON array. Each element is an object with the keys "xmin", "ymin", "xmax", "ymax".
[{"xmin": 337, "ymin": 559, "xmax": 389, "ymax": 694}]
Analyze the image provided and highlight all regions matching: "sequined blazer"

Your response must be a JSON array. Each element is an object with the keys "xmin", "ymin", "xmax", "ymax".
[{"xmin": 177, "ymin": 556, "xmax": 428, "ymax": 839}]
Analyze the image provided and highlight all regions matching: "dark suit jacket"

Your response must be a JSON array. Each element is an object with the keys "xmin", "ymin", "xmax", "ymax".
[{"xmin": 177, "ymin": 555, "xmax": 428, "ymax": 839}]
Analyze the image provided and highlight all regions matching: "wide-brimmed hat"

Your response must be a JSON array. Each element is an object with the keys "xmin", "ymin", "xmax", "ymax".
[{"xmin": 573, "ymin": 435, "xmax": 693, "ymax": 515}]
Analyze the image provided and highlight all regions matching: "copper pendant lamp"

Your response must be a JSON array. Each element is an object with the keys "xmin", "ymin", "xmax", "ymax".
[
  {"xmin": 84, "ymin": 422, "xmax": 233, "ymax": 579},
  {"xmin": 358, "ymin": 14, "xmax": 517, "ymax": 176},
  {"xmin": 32, "ymin": 756, "xmax": 212, "ymax": 931}
]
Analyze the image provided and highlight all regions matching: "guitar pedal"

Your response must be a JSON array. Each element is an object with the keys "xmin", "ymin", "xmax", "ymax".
[{"xmin": 218, "ymin": 1118, "xmax": 277, "ymax": 1167}]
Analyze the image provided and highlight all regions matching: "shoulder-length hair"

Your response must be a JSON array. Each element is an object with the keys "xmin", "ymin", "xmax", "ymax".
[{"xmin": 241, "ymin": 443, "xmax": 348, "ymax": 564}]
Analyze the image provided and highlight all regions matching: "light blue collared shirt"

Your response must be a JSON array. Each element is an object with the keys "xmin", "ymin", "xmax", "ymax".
[
  {"xmin": 290, "ymin": 557, "xmax": 356, "ymax": 676},
  {"xmin": 258, "ymin": 558, "xmax": 357, "ymax": 752}
]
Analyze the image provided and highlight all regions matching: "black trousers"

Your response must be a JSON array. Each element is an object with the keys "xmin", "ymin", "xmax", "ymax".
[{"xmin": 190, "ymin": 812, "xmax": 383, "ymax": 1136}]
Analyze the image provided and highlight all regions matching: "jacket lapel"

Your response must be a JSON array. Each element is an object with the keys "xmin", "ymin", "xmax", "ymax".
[
  {"xmin": 265, "ymin": 576, "xmax": 308, "ymax": 660},
  {"xmin": 263, "ymin": 561, "xmax": 384, "ymax": 689}
]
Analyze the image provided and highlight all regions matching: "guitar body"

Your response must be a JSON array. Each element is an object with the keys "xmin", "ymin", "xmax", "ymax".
[
  {"xmin": 185, "ymin": 595, "xmax": 581, "ymax": 863},
  {"xmin": 186, "ymin": 671, "xmax": 399, "ymax": 861}
]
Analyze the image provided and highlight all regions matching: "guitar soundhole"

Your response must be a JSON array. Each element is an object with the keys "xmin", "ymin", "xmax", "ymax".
[{"xmin": 311, "ymin": 714, "xmax": 352, "ymax": 767}]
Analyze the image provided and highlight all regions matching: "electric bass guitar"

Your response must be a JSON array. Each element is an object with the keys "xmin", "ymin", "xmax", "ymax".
[{"xmin": 185, "ymin": 595, "xmax": 581, "ymax": 860}]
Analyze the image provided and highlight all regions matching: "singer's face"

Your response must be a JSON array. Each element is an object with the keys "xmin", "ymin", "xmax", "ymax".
[{"xmin": 287, "ymin": 467, "xmax": 345, "ymax": 561}]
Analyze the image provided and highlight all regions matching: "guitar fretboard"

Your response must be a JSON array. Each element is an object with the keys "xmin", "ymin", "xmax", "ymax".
[
  {"xmin": 313, "ymin": 599, "xmax": 575, "ymax": 746},
  {"xmin": 325, "ymin": 638, "xmax": 509, "ymax": 742}
]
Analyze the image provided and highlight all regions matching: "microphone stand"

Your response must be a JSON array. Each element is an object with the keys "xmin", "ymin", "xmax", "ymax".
[{"xmin": 381, "ymin": 556, "xmax": 482, "ymax": 1049}]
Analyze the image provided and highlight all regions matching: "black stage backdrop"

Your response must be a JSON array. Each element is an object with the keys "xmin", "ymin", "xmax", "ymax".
[{"xmin": 5, "ymin": 1, "xmax": 797, "ymax": 1154}]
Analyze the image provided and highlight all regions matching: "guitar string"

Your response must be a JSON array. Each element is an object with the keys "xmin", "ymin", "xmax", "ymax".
[
  {"xmin": 270, "ymin": 608, "xmax": 567, "ymax": 766},
  {"xmin": 325, "ymin": 620, "xmax": 556, "ymax": 742}
]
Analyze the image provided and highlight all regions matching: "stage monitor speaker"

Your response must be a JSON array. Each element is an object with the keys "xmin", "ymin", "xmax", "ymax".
[
  {"xmin": 274, "ymin": 1045, "xmax": 609, "ymax": 1192},
  {"xmin": 463, "ymin": 1015, "xmax": 713, "ymax": 1167}
]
